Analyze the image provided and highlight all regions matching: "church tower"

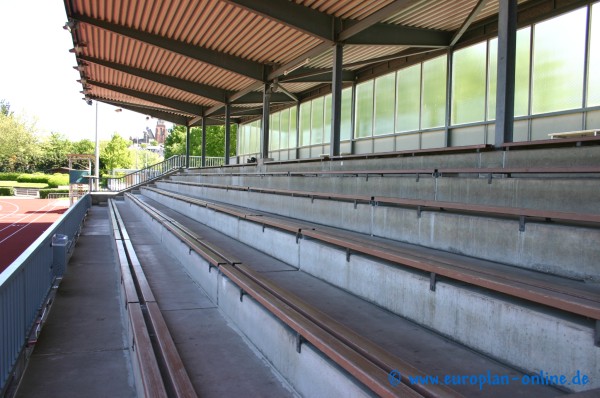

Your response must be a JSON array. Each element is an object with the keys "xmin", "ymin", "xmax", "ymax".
[{"xmin": 155, "ymin": 120, "xmax": 167, "ymax": 144}]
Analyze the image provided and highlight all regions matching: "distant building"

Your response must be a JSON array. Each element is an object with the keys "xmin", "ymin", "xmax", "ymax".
[{"xmin": 155, "ymin": 120, "xmax": 167, "ymax": 144}]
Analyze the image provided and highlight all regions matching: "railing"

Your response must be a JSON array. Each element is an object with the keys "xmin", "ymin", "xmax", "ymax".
[
  {"xmin": 0, "ymin": 194, "xmax": 91, "ymax": 395},
  {"xmin": 105, "ymin": 155, "xmax": 225, "ymax": 191}
]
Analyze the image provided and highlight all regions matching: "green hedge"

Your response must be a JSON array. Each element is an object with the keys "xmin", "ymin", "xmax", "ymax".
[
  {"xmin": 0, "ymin": 187, "xmax": 14, "ymax": 196},
  {"xmin": 39, "ymin": 189, "xmax": 69, "ymax": 199},
  {"xmin": 0, "ymin": 172, "xmax": 21, "ymax": 181},
  {"xmin": 47, "ymin": 174, "xmax": 69, "ymax": 188},
  {"xmin": 17, "ymin": 173, "xmax": 50, "ymax": 184}
]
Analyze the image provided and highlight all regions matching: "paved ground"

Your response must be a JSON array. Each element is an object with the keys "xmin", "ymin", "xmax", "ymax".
[
  {"xmin": 15, "ymin": 205, "xmax": 136, "ymax": 398},
  {"xmin": 0, "ymin": 198, "xmax": 68, "ymax": 273}
]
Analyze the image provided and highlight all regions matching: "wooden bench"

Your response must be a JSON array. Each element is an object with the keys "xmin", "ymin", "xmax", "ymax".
[{"xmin": 139, "ymin": 186, "xmax": 600, "ymax": 345}]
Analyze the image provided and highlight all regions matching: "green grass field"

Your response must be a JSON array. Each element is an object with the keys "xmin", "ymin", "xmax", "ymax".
[{"xmin": 0, "ymin": 181, "xmax": 49, "ymax": 189}]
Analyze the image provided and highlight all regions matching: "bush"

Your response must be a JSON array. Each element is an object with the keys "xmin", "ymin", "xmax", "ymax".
[
  {"xmin": 17, "ymin": 173, "xmax": 50, "ymax": 184},
  {"xmin": 39, "ymin": 189, "xmax": 69, "ymax": 199},
  {"xmin": 0, "ymin": 172, "xmax": 20, "ymax": 181},
  {"xmin": 0, "ymin": 187, "xmax": 14, "ymax": 196},
  {"xmin": 47, "ymin": 173, "xmax": 69, "ymax": 188}
]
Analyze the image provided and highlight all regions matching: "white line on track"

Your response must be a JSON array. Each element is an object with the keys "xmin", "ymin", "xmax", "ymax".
[
  {"xmin": 0, "ymin": 200, "xmax": 20, "ymax": 220},
  {"xmin": 0, "ymin": 202, "xmax": 66, "ymax": 245}
]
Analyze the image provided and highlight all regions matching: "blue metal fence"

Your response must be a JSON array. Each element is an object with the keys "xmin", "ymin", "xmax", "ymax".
[{"xmin": 0, "ymin": 195, "xmax": 91, "ymax": 394}]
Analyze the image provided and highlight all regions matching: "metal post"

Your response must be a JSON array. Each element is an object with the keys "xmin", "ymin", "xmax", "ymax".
[
  {"xmin": 225, "ymin": 104, "xmax": 231, "ymax": 165},
  {"xmin": 201, "ymin": 117, "xmax": 207, "ymax": 168},
  {"xmin": 185, "ymin": 125, "xmax": 190, "ymax": 168},
  {"xmin": 494, "ymin": 0, "xmax": 517, "ymax": 147},
  {"xmin": 94, "ymin": 101, "xmax": 99, "ymax": 191},
  {"xmin": 261, "ymin": 83, "xmax": 271, "ymax": 159},
  {"xmin": 330, "ymin": 43, "xmax": 343, "ymax": 157}
]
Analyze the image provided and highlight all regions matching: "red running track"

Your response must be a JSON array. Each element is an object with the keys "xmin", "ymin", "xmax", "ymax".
[{"xmin": 0, "ymin": 198, "xmax": 69, "ymax": 274}]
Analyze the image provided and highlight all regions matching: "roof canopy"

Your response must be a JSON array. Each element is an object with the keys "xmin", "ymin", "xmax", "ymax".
[{"xmin": 64, "ymin": 0, "xmax": 538, "ymax": 126}]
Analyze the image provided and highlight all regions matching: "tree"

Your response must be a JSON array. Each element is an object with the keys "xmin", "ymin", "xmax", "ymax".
[
  {"xmin": 72, "ymin": 139, "xmax": 95, "ymax": 155},
  {"xmin": 37, "ymin": 132, "xmax": 73, "ymax": 171},
  {"xmin": 0, "ymin": 112, "xmax": 39, "ymax": 171},
  {"xmin": 129, "ymin": 148, "xmax": 163, "ymax": 169},
  {"xmin": 0, "ymin": 100, "xmax": 12, "ymax": 117},
  {"xmin": 100, "ymin": 133, "xmax": 132, "ymax": 174},
  {"xmin": 164, "ymin": 124, "xmax": 237, "ymax": 159}
]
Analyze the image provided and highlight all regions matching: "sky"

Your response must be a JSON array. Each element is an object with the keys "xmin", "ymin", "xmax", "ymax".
[{"xmin": 0, "ymin": 0, "xmax": 172, "ymax": 143}]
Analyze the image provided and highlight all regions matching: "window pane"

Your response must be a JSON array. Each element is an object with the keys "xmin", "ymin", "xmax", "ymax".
[
  {"xmin": 396, "ymin": 64, "xmax": 421, "ymax": 132},
  {"xmin": 280, "ymin": 108, "xmax": 290, "ymax": 149},
  {"xmin": 250, "ymin": 121, "xmax": 259, "ymax": 154},
  {"xmin": 324, "ymin": 94, "xmax": 332, "ymax": 144},
  {"xmin": 311, "ymin": 97, "xmax": 324, "ymax": 144},
  {"xmin": 452, "ymin": 42, "xmax": 487, "ymax": 124},
  {"xmin": 271, "ymin": 112, "xmax": 280, "ymax": 150},
  {"xmin": 374, "ymin": 73, "xmax": 396, "ymax": 135},
  {"xmin": 488, "ymin": 27, "xmax": 532, "ymax": 119},
  {"xmin": 341, "ymin": 87, "xmax": 352, "ymax": 141},
  {"xmin": 532, "ymin": 8, "xmax": 587, "ymax": 114},
  {"xmin": 589, "ymin": 4, "xmax": 600, "ymax": 106},
  {"xmin": 300, "ymin": 102, "xmax": 311, "ymax": 146},
  {"xmin": 421, "ymin": 55, "xmax": 447, "ymax": 129},
  {"xmin": 355, "ymin": 80, "xmax": 374, "ymax": 138},
  {"xmin": 289, "ymin": 106, "xmax": 298, "ymax": 148}
]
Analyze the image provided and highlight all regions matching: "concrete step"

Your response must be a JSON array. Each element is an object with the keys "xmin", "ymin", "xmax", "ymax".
[
  {"xmin": 125, "ymin": 192, "xmax": 576, "ymax": 397},
  {"xmin": 153, "ymin": 180, "xmax": 600, "ymax": 282},
  {"xmin": 137, "ymin": 187, "xmax": 599, "ymax": 393}
]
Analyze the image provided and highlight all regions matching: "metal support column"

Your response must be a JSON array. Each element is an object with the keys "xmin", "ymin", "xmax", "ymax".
[
  {"xmin": 225, "ymin": 103, "xmax": 231, "ymax": 165},
  {"xmin": 330, "ymin": 43, "xmax": 343, "ymax": 157},
  {"xmin": 494, "ymin": 0, "xmax": 517, "ymax": 147},
  {"xmin": 185, "ymin": 125, "xmax": 191, "ymax": 168},
  {"xmin": 201, "ymin": 117, "xmax": 207, "ymax": 168},
  {"xmin": 261, "ymin": 83, "xmax": 271, "ymax": 159}
]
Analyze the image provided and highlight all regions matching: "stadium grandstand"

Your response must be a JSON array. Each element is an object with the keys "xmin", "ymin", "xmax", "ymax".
[{"xmin": 2, "ymin": 0, "xmax": 599, "ymax": 397}]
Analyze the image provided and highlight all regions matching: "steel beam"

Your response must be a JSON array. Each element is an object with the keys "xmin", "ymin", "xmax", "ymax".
[
  {"xmin": 280, "ymin": 68, "xmax": 355, "ymax": 83},
  {"xmin": 261, "ymin": 84, "xmax": 271, "ymax": 159},
  {"xmin": 89, "ymin": 96, "xmax": 191, "ymax": 126},
  {"xmin": 79, "ymin": 55, "xmax": 230, "ymax": 103},
  {"xmin": 185, "ymin": 125, "xmax": 191, "ymax": 168},
  {"xmin": 450, "ymin": 0, "xmax": 490, "ymax": 47},
  {"xmin": 72, "ymin": 13, "xmax": 264, "ymax": 81},
  {"xmin": 223, "ymin": 0, "xmax": 333, "ymax": 42},
  {"xmin": 338, "ymin": 0, "xmax": 415, "ymax": 41},
  {"xmin": 494, "ymin": 0, "xmax": 517, "ymax": 147},
  {"xmin": 330, "ymin": 44, "xmax": 343, "ymax": 157},
  {"xmin": 201, "ymin": 117, "xmax": 207, "ymax": 167},
  {"xmin": 345, "ymin": 24, "xmax": 450, "ymax": 47},
  {"xmin": 88, "ymin": 80, "xmax": 204, "ymax": 116},
  {"xmin": 225, "ymin": 104, "xmax": 231, "ymax": 165}
]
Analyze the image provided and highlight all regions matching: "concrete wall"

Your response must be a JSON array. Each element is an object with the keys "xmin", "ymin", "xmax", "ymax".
[
  {"xmin": 154, "ymin": 182, "xmax": 600, "ymax": 281},
  {"xmin": 135, "ymin": 188, "xmax": 600, "ymax": 392},
  {"xmin": 125, "ymin": 197, "xmax": 374, "ymax": 398}
]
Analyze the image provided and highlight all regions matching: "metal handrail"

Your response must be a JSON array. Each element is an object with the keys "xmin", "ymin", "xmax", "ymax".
[
  {"xmin": 0, "ymin": 195, "xmax": 91, "ymax": 394},
  {"xmin": 105, "ymin": 156, "xmax": 225, "ymax": 191}
]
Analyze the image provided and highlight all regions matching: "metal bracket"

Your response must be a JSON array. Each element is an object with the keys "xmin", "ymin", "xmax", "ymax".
[
  {"xmin": 417, "ymin": 206, "xmax": 422, "ymax": 218},
  {"xmin": 296, "ymin": 333, "xmax": 306, "ymax": 353},
  {"xmin": 189, "ymin": 248, "xmax": 193, "ymax": 255},
  {"xmin": 354, "ymin": 200, "xmax": 358, "ymax": 209},
  {"xmin": 262, "ymin": 223, "xmax": 265, "ymax": 233},
  {"xmin": 430, "ymin": 273, "xmax": 437, "ymax": 291},
  {"xmin": 311, "ymin": 196, "xmax": 314, "ymax": 203},
  {"xmin": 208, "ymin": 264, "xmax": 216, "ymax": 273},
  {"xmin": 239, "ymin": 289, "xmax": 246, "ymax": 302},
  {"xmin": 346, "ymin": 248, "xmax": 351, "ymax": 262},
  {"xmin": 415, "ymin": 173, "xmax": 420, "ymax": 182},
  {"xmin": 595, "ymin": 320, "xmax": 600, "ymax": 347},
  {"xmin": 519, "ymin": 216, "xmax": 526, "ymax": 232},
  {"xmin": 365, "ymin": 174, "xmax": 369, "ymax": 182},
  {"xmin": 487, "ymin": 173, "xmax": 493, "ymax": 184},
  {"xmin": 295, "ymin": 230, "xmax": 302, "ymax": 244}
]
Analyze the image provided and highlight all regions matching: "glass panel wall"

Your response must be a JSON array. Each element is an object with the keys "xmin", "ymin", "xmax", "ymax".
[
  {"xmin": 355, "ymin": 80, "xmax": 374, "ymax": 138},
  {"xmin": 421, "ymin": 55, "xmax": 447, "ymax": 129},
  {"xmin": 341, "ymin": 87, "xmax": 353, "ymax": 141},
  {"xmin": 532, "ymin": 8, "xmax": 587, "ymax": 114},
  {"xmin": 299, "ymin": 102, "xmax": 311, "ymax": 146},
  {"xmin": 452, "ymin": 42, "xmax": 487, "ymax": 124},
  {"xmin": 396, "ymin": 64, "xmax": 421, "ymax": 132},
  {"xmin": 374, "ymin": 72, "xmax": 396, "ymax": 135},
  {"xmin": 589, "ymin": 3, "xmax": 600, "ymax": 106},
  {"xmin": 311, "ymin": 97, "xmax": 325, "ymax": 144}
]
